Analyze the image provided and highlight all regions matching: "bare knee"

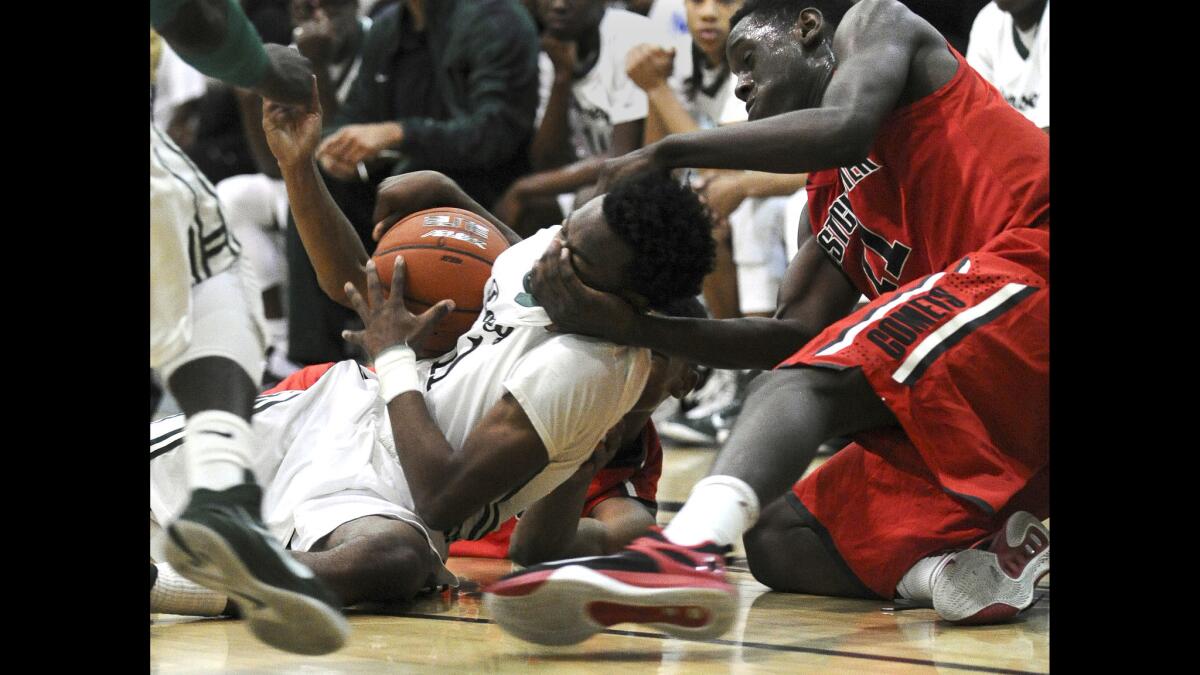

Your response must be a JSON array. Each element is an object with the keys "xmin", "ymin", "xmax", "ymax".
[
  {"xmin": 299, "ymin": 517, "xmax": 435, "ymax": 605},
  {"xmin": 744, "ymin": 496, "xmax": 879, "ymax": 600}
]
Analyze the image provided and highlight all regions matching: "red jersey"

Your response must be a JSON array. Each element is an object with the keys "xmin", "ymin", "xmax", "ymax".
[
  {"xmin": 805, "ymin": 46, "xmax": 1049, "ymax": 299},
  {"xmin": 265, "ymin": 364, "xmax": 663, "ymax": 560}
]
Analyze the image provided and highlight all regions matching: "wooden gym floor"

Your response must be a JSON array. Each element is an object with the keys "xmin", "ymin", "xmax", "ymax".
[{"xmin": 150, "ymin": 444, "xmax": 1050, "ymax": 673}]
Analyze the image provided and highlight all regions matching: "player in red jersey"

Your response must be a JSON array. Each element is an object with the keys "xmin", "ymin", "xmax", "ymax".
[{"xmin": 485, "ymin": 0, "xmax": 1048, "ymax": 644}]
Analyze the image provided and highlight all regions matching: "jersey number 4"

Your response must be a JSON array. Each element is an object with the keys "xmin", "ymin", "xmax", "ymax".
[{"xmin": 858, "ymin": 222, "xmax": 912, "ymax": 295}]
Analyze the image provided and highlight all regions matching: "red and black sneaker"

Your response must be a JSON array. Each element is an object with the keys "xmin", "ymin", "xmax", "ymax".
[
  {"xmin": 484, "ymin": 527, "xmax": 737, "ymax": 645},
  {"xmin": 932, "ymin": 511, "xmax": 1050, "ymax": 624}
]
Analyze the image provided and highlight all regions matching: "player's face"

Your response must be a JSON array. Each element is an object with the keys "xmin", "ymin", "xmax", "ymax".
[
  {"xmin": 554, "ymin": 196, "xmax": 636, "ymax": 301},
  {"xmin": 290, "ymin": 0, "xmax": 359, "ymax": 53},
  {"xmin": 686, "ymin": 0, "xmax": 742, "ymax": 66},
  {"xmin": 537, "ymin": 0, "xmax": 605, "ymax": 41},
  {"xmin": 727, "ymin": 15, "xmax": 819, "ymax": 120}
]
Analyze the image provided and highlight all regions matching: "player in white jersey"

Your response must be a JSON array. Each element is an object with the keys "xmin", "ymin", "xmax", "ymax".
[
  {"xmin": 966, "ymin": 0, "xmax": 1049, "ymax": 131},
  {"xmin": 150, "ymin": 0, "xmax": 350, "ymax": 656},
  {"xmin": 149, "ymin": 78, "xmax": 715, "ymax": 613}
]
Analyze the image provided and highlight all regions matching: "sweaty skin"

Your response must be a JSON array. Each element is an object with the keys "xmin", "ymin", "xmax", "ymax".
[{"xmin": 530, "ymin": 0, "xmax": 958, "ymax": 370}]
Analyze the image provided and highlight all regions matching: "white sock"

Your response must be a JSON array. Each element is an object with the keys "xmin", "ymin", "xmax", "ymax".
[
  {"xmin": 151, "ymin": 563, "xmax": 228, "ymax": 616},
  {"xmin": 663, "ymin": 475, "xmax": 760, "ymax": 547},
  {"xmin": 184, "ymin": 411, "xmax": 254, "ymax": 492},
  {"xmin": 895, "ymin": 552, "xmax": 954, "ymax": 602},
  {"xmin": 266, "ymin": 318, "xmax": 288, "ymax": 348}
]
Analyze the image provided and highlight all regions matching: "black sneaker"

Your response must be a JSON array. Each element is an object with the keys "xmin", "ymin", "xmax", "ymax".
[{"xmin": 165, "ymin": 478, "xmax": 349, "ymax": 654}]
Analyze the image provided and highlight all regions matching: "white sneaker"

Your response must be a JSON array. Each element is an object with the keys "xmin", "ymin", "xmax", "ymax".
[{"xmin": 932, "ymin": 511, "xmax": 1049, "ymax": 624}]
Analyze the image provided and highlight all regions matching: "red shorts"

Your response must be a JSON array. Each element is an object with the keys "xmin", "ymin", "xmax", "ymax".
[{"xmin": 780, "ymin": 227, "xmax": 1049, "ymax": 597}]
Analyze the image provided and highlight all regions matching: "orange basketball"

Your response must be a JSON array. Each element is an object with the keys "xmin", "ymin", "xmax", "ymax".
[{"xmin": 372, "ymin": 207, "xmax": 510, "ymax": 355}]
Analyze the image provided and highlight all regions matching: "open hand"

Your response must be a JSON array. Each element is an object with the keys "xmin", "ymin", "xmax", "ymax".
[
  {"xmin": 262, "ymin": 75, "xmax": 322, "ymax": 170},
  {"xmin": 341, "ymin": 257, "xmax": 456, "ymax": 359},
  {"xmin": 318, "ymin": 122, "xmax": 404, "ymax": 168},
  {"xmin": 530, "ymin": 237, "xmax": 637, "ymax": 343}
]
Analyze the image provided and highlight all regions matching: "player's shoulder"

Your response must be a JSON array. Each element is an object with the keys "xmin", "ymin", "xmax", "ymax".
[{"xmin": 535, "ymin": 333, "xmax": 651, "ymax": 377}]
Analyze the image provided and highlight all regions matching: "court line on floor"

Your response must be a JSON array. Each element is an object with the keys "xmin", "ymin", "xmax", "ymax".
[{"xmin": 390, "ymin": 612, "xmax": 1043, "ymax": 674}]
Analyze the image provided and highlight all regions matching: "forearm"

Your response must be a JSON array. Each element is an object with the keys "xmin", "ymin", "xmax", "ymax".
[
  {"xmin": 629, "ymin": 314, "xmax": 817, "ymax": 369},
  {"xmin": 530, "ymin": 78, "xmax": 577, "ymax": 170},
  {"xmin": 152, "ymin": 0, "xmax": 268, "ymax": 89},
  {"xmin": 376, "ymin": 171, "xmax": 523, "ymax": 245},
  {"xmin": 645, "ymin": 84, "xmax": 699, "ymax": 137},
  {"xmin": 508, "ymin": 475, "xmax": 597, "ymax": 565},
  {"xmin": 514, "ymin": 158, "xmax": 606, "ymax": 199},
  {"xmin": 387, "ymin": 393, "xmax": 464, "ymax": 530},
  {"xmin": 278, "ymin": 159, "xmax": 369, "ymax": 304},
  {"xmin": 738, "ymin": 171, "xmax": 809, "ymax": 198},
  {"xmin": 654, "ymin": 108, "xmax": 868, "ymax": 174}
]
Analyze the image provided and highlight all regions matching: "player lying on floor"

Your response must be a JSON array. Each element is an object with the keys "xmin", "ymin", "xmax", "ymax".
[
  {"xmin": 150, "ymin": 349, "xmax": 690, "ymax": 615},
  {"xmin": 149, "ymin": 78, "xmax": 713, "ymax": 615}
]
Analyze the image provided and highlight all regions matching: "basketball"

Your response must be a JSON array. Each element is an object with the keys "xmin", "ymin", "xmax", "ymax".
[{"xmin": 371, "ymin": 207, "xmax": 510, "ymax": 355}]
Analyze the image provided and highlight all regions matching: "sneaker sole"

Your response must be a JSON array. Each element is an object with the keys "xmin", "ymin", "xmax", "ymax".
[
  {"xmin": 933, "ymin": 513, "xmax": 1049, "ymax": 624},
  {"xmin": 485, "ymin": 565, "xmax": 736, "ymax": 646},
  {"xmin": 165, "ymin": 520, "xmax": 350, "ymax": 655}
]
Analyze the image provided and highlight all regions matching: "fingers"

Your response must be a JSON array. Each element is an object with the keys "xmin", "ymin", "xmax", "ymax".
[
  {"xmin": 388, "ymin": 256, "xmax": 407, "ymax": 302},
  {"xmin": 365, "ymin": 258, "xmax": 386, "ymax": 306},
  {"xmin": 343, "ymin": 280, "xmax": 370, "ymax": 322},
  {"xmin": 308, "ymin": 74, "xmax": 320, "ymax": 114},
  {"xmin": 341, "ymin": 328, "xmax": 364, "ymax": 349}
]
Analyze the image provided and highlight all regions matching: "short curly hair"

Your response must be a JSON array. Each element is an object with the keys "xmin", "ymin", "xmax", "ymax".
[
  {"xmin": 602, "ymin": 173, "xmax": 716, "ymax": 310},
  {"xmin": 731, "ymin": 0, "xmax": 855, "ymax": 32}
]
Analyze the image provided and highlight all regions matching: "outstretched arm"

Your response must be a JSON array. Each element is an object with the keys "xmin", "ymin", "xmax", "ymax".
[
  {"xmin": 151, "ymin": 0, "xmax": 312, "ymax": 104},
  {"xmin": 262, "ymin": 78, "xmax": 368, "ymax": 306},
  {"xmin": 530, "ymin": 207, "xmax": 861, "ymax": 369},
  {"xmin": 614, "ymin": 0, "xmax": 931, "ymax": 177},
  {"xmin": 370, "ymin": 171, "xmax": 523, "ymax": 246}
]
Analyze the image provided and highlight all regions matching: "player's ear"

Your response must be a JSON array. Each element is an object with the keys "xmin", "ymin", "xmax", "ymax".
[{"xmin": 796, "ymin": 8, "xmax": 824, "ymax": 47}]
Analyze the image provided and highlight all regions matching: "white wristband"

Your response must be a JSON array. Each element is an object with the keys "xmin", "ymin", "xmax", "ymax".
[{"xmin": 374, "ymin": 344, "xmax": 421, "ymax": 403}]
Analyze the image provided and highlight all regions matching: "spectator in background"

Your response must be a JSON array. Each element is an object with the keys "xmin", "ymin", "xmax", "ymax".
[
  {"xmin": 217, "ymin": 0, "xmax": 373, "ymax": 380},
  {"xmin": 624, "ymin": 0, "xmax": 807, "ymax": 447},
  {"xmin": 492, "ymin": 0, "xmax": 666, "ymax": 235},
  {"xmin": 967, "ymin": 0, "xmax": 1049, "ymax": 132},
  {"xmin": 283, "ymin": 0, "xmax": 541, "ymax": 366}
]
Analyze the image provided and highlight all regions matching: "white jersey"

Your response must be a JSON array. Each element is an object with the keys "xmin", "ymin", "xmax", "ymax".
[
  {"xmin": 537, "ymin": 8, "xmax": 665, "ymax": 157},
  {"xmin": 151, "ymin": 228, "xmax": 651, "ymax": 559},
  {"xmin": 150, "ymin": 122, "xmax": 242, "ymax": 367},
  {"xmin": 966, "ymin": 1, "xmax": 1049, "ymax": 129}
]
